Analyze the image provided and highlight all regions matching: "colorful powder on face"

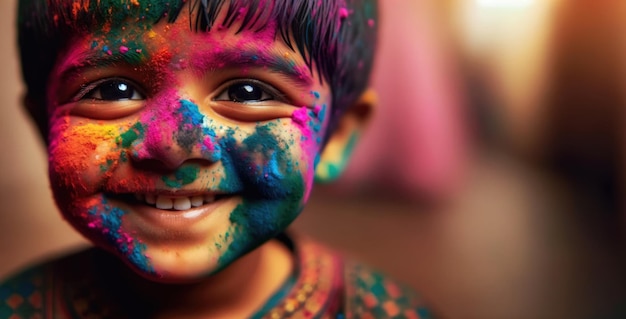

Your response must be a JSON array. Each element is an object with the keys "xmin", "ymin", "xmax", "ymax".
[
  {"xmin": 117, "ymin": 122, "xmax": 145, "ymax": 148},
  {"xmin": 217, "ymin": 124, "xmax": 306, "ymax": 267},
  {"xmin": 217, "ymin": 131, "xmax": 245, "ymax": 193},
  {"xmin": 162, "ymin": 165, "xmax": 200, "ymax": 188},
  {"xmin": 317, "ymin": 104, "xmax": 327, "ymax": 121},
  {"xmin": 202, "ymin": 130, "xmax": 221, "ymax": 163},
  {"xmin": 87, "ymin": 200, "xmax": 154, "ymax": 275},
  {"xmin": 42, "ymin": 0, "xmax": 357, "ymax": 280},
  {"xmin": 49, "ymin": 122, "xmax": 120, "ymax": 193},
  {"xmin": 175, "ymin": 99, "xmax": 206, "ymax": 153},
  {"xmin": 316, "ymin": 131, "xmax": 359, "ymax": 183},
  {"xmin": 291, "ymin": 107, "xmax": 309, "ymax": 126}
]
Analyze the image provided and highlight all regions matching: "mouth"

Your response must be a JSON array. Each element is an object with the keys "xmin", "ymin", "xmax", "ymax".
[
  {"xmin": 112, "ymin": 193, "xmax": 232, "ymax": 211},
  {"xmin": 105, "ymin": 191, "xmax": 240, "ymax": 236}
]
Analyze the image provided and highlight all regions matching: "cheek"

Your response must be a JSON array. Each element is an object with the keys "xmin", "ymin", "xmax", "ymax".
[
  {"xmin": 220, "ymin": 120, "xmax": 319, "ymax": 199},
  {"xmin": 48, "ymin": 117, "xmax": 130, "ymax": 197},
  {"xmin": 291, "ymin": 104, "xmax": 330, "ymax": 184}
]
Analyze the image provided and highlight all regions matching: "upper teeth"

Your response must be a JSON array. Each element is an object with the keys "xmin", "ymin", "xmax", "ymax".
[{"xmin": 135, "ymin": 194, "xmax": 216, "ymax": 210}]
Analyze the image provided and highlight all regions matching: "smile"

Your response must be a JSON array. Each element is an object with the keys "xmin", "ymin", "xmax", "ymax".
[
  {"xmin": 109, "ymin": 192, "xmax": 232, "ymax": 213},
  {"xmin": 134, "ymin": 194, "xmax": 224, "ymax": 211},
  {"xmin": 103, "ymin": 192, "xmax": 240, "ymax": 241}
]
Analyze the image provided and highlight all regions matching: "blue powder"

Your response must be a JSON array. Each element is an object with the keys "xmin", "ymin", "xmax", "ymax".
[
  {"xmin": 318, "ymin": 104, "xmax": 327, "ymax": 121},
  {"xmin": 217, "ymin": 130, "xmax": 244, "ymax": 193},
  {"xmin": 202, "ymin": 126, "xmax": 222, "ymax": 162},
  {"xmin": 179, "ymin": 99, "xmax": 204, "ymax": 126},
  {"xmin": 162, "ymin": 165, "xmax": 199, "ymax": 188},
  {"xmin": 175, "ymin": 100, "xmax": 205, "ymax": 152},
  {"xmin": 217, "ymin": 123, "xmax": 305, "ymax": 268},
  {"xmin": 94, "ymin": 203, "xmax": 155, "ymax": 274}
]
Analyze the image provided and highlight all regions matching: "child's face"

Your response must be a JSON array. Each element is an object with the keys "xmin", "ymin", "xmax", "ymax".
[{"xmin": 45, "ymin": 4, "xmax": 331, "ymax": 280}]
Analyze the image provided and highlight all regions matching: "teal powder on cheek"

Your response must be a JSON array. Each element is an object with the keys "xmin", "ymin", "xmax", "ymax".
[
  {"xmin": 216, "ymin": 131, "xmax": 244, "ymax": 193},
  {"xmin": 162, "ymin": 165, "xmax": 200, "ymax": 188},
  {"xmin": 117, "ymin": 122, "xmax": 145, "ymax": 148},
  {"xmin": 240, "ymin": 125, "xmax": 296, "ymax": 198},
  {"xmin": 216, "ymin": 123, "xmax": 306, "ymax": 266},
  {"xmin": 88, "ymin": 201, "xmax": 154, "ymax": 274},
  {"xmin": 316, "ymin": 131, "xmax": 360, "ymax": 183},
  {"xmin": 219, "ymin": 175, "xmax": 305, "ymax": 266}
]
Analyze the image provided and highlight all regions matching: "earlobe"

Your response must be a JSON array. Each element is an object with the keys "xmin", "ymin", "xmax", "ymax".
[{"xmin": 315, "ymin": 89, "xmax": 377, "ymax": 183}]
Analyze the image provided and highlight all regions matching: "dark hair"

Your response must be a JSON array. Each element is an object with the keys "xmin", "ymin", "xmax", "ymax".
[{"xmin": 18, "ymin": 0, "xmax": 378, "ymax": 134}]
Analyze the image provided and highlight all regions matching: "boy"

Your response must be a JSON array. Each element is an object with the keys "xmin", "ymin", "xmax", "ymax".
[{"xmin": 2, "ymin": 0, "xmax": 432, "ymax": 318}]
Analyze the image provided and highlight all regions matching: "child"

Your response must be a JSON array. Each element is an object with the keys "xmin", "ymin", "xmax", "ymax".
[{"xmin": 2, "ymin": 0, "xmax": 432, "ymax": 318}]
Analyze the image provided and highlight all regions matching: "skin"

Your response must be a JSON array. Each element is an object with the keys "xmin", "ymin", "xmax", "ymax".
[
  {"xmin": 33, "ymin": 2, "xmax": 374, "ymax": 317},
  {"xmin": 47, "ymin": 5, "xmax": 332, "ymax": 280}
]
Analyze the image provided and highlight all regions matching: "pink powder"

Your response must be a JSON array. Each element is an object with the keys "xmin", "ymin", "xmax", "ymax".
[
  {"xmin": 313, "ymin": 105, "xmax": 322, "ymax": 116},
  {"xmin": 136, "ymin": 89, "xmax": 180, "ymax": 160},
  {"xmin": 203, "ymin": 136, "xmax": 216, "ymax": 151},
  {"xmin": 292, "ymin": 107, "xmax": 309, "ymax": 126}
]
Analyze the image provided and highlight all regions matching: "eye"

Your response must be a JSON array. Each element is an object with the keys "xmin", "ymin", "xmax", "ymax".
[
  {"xmin": 80, "ymin": 79, "xmax": 144, "ymax": 101},
  {"xmin": 214, "ymin": 80, "xmax": 283, "ymax": 103}
]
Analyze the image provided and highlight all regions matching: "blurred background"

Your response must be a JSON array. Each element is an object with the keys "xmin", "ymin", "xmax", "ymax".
[{"xmin": 2, "ymin": 0, "xmax": 625, "ymax": 318}]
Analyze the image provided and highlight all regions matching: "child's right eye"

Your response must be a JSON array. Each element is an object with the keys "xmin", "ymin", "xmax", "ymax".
[
  {"xmin": 79, "ymin": 78, "xmax": 145, "ymax": 101},
  {"xmin": 66, "ymin": 78, "xmax": 146, "ymax": 120}
]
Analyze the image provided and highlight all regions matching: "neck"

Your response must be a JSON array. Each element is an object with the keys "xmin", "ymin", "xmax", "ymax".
[{"xmin": 99, "ymin": 239, "xmax": 294, "ymax": 319}]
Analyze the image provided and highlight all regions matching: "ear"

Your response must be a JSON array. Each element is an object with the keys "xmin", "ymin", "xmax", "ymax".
[
  {"xmin": 23, "ymin": 94, "xmax": 49, "ymax": 144},
  {"xmin": 315, "ymin": 89, "xmax": 377, "ymax": 183}
]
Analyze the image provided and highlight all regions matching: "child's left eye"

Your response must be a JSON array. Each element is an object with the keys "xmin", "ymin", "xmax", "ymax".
[
  {"xmin": 80, "ymin": 79, "xmax": 145, "ymax": 101},
  {"xmin": 214, "ymin": 80, "xmax": 284, "ymax": 103}
]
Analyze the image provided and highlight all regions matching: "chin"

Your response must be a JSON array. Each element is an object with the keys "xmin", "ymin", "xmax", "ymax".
[{"xmin": 104, "ymin": 244, "xmax": 224, "ymax": 284}]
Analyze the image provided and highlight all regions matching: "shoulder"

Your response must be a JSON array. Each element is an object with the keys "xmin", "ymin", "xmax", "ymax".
[
  {"xmin": 0, "ymin": 248, "xmax": 100, "ymax": 319},
  {"xmin": 343, "ymin": 260, "xmax": 434, "ymax": 319},
  {"xmin": 287, "ymin": 234, "xmax": 434, "ymax": 318}
]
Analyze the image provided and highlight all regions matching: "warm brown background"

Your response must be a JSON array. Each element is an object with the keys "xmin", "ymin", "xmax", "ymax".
[{"xmin": 2, "ymin": 1, "xmax": 626, "ymax": 319}]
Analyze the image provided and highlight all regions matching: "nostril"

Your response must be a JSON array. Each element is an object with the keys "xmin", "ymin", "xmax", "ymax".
[
  {"xmin": 131, "ymin": 157, "xmax": 215, "ymax": 173},
  {"xmin": 131, "ymin": 158, "xmax": 180, "ymax": 173}
]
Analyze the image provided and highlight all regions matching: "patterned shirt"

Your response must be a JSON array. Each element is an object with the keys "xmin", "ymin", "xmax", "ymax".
[{"xmin": 0, "ymin": 234, "xmax": 433, "ymax": 318}]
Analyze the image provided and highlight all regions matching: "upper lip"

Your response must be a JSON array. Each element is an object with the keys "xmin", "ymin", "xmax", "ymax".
[{"xmin": 107, "ymin": 190, "xmax": 232, "ymax": 197}]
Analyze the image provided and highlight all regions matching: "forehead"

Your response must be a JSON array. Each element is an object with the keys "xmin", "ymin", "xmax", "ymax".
[{"xmin": 44, "ymin": 0, "xmax": 347, "ymax": 79}]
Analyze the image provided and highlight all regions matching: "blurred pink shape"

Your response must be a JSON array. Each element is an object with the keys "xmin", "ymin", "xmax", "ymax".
[{"xmin": 336, "ymin": 0, "xmax": 468, "ymax": 201}]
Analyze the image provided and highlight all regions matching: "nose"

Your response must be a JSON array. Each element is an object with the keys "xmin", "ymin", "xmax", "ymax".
[{"xmin": 129, "ymin": 99, "xmax": 220, "ymax": 171}]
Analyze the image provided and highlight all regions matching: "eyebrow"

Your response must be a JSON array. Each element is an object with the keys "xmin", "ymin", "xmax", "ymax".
[
  {"xmin": 57, "ymin": 47, "xmax": 315, "ymax": 89},
  {"xmin": 56, "ymin": 49, "xmax": 143, "ymax": 84},
  {"xmin": 191, "ymin": 48, "xmax": 314, "ymax": 88}
]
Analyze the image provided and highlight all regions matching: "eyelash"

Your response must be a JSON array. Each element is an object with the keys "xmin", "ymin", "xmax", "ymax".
[
  {"xmin": 73, "ymin": 78, "xmax": 288, "ymax": 104},
  {"xmin": 73, "ymin": 77, "xmax": 146, "ymax": 102},
  {"xmin": 213, "ymin": 79, "xmax": 289, "ymax": 104}
]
